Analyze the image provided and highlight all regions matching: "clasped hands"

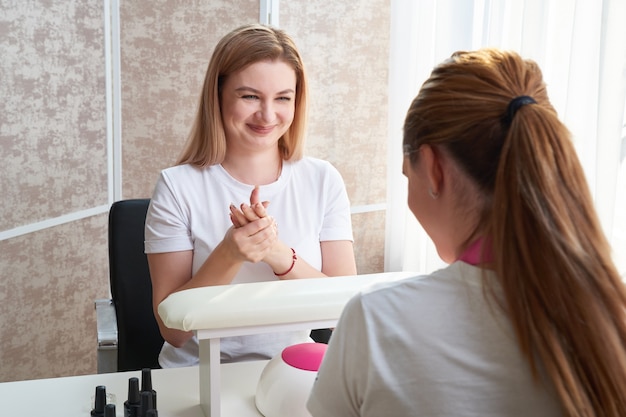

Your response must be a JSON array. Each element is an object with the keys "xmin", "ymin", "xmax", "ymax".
[{"xmin": 226, "ymin": 186, "xmax": 285, "ymax": 267}]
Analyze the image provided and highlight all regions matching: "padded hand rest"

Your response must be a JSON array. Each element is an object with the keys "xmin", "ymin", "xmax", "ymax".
[{"xmin": 158, "ymin": 271, "xmax": 416, "ymax": 332}]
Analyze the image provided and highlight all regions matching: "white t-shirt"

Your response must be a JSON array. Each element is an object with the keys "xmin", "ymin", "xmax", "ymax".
[
  {"xmin": 145, "ymin": 157, "xmax": 354, "ymax": 367},
  {"xmin": 307, "ymin": 262, "xmax": 564, "ymax": 417}
]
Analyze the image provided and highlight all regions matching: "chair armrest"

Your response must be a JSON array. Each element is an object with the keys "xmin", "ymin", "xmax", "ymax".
[
  {"xmin": 95, "ymin": 298, "xmax": 118, "ymax": 373},
  {"xmin": 95, "ymin": 298, "xmax": 118, "ymax": 346}
]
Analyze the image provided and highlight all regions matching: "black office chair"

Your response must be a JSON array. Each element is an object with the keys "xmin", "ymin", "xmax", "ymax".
[{"xmin": 96, "ymin": 199, "xmax": 164, "ymax": 372}]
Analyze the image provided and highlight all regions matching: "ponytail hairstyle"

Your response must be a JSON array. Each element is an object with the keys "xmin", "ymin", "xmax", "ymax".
[
  {"xmin": 176, "ymin": 23, "xmax": 308, "ymax": 166},
  {"xmin": 403, "ymin": 48, "xmax": 626, "ymax": 417}
]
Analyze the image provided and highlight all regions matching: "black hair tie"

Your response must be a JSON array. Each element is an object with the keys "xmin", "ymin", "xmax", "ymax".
[{"xmin": 504, "ymin": 95, "xmax": 536, "ymax": 126}]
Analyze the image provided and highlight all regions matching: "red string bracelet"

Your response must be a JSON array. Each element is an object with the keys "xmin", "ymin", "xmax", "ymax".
[{"xmin": 274, "ymin": 248, "xmax": 297, "ymax": 276}]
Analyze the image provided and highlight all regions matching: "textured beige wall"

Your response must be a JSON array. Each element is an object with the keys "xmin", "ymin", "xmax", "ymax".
[
  {"xmin": 0, "ymin": 0, "xmax": 389, "ymax": 382},
  {"xmin": 0, "ymin": 217, "xmax": 108, "ymax": 381},
  {"xmin": 0, "ymin": 3, "xmax": 108, "ymax": 229},
  {"xmin": 0, "ymin": 1, "xmax": 109, "ymax": 382}
]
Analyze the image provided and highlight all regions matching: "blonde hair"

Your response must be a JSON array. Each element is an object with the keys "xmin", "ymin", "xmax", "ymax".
[
  {"xmin": 177, "ymin": 24, "xmax": 308, "ymax": 166},
  {"xmin": 404, "ymin": 48, "xmax": 626, "ymax": 417}
]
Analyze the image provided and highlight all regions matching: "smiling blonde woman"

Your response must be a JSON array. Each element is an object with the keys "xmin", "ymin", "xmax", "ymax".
[{"xmin": 145, "ymin": 24, "xmax": 357, "ymax": 368}]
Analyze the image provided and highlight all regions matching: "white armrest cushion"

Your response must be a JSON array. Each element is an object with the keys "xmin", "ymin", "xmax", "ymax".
[{"xmin": 158, "ymin": 271, "xmax": 415, "ymax": 332}]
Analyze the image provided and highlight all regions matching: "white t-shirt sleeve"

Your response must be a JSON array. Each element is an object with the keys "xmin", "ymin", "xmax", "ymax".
[{"xmin": 144, "ymin": 170, "xmax": 194, "ymax": 254}]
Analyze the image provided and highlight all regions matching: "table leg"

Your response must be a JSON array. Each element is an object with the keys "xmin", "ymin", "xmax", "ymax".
[{"xmin": 199, "ymin": 338, "xmax": 221, "ymax": 417}]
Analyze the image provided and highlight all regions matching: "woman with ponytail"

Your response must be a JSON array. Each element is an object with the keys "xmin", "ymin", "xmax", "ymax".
[{"xmin": 308, "ymin": 48, "xmax": 626, "ymax": 417}]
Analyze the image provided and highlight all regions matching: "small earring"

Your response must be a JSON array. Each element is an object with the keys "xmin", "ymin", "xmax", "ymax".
[{"xmin": 428, "ymin": 187, "xmax": 439, "ymax": 199}]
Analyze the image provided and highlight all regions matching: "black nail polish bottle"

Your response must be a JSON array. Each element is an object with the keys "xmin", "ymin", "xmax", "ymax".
[
  {"xmin": 141, "ymin": 368, "xmax": 157, "ymax": 410},
  {"xmin": 124, "ymin": 377, "xmax": 141, "ymax": 417},
  {"xmin": 91, "ymin": 385, "xmax": 107, "ymax": 417}
]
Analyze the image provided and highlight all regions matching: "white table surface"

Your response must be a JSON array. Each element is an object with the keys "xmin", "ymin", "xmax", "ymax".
[{"xmin": 0, "ymin": 361, "xmax": 267, "ymax": 417}]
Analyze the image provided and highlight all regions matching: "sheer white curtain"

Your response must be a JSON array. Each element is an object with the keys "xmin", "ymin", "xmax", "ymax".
[{"xmin": 385, "ymin": 0, "xmax": 626, "ymax": 276}]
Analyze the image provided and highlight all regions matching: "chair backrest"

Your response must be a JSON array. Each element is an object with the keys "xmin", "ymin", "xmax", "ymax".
[{"xmin": 108, "ymin": 198, "xmax": 163, "ymax": 371}]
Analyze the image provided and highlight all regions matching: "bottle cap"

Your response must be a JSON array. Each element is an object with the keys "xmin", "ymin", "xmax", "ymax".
[
  {"xmin": 104, "ymin": 403, "xmax": 116, "ymax": 417},
  {"xmin": 141, "ymin": 368, "xmax": 152, "ymax": 392},
  {"xmin": 127, "ymin": 377, "xmax": 140, "ymax": 404},
  {"xmin": 91, "ymin": 385, "xmax": 107, "ymax": 417},
  {"xmin": 140, "ymin": 391, "xmax": 154, "ymax": 416}
]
